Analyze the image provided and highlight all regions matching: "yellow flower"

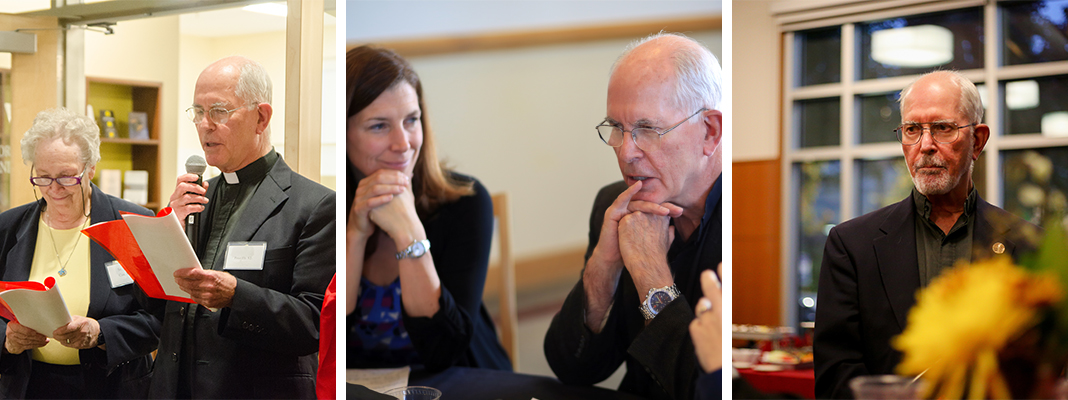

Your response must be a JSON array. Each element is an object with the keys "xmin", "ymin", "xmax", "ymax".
[{"xmin": 893, "ymin": 256, "xmax": 1062, "ymax": 399}]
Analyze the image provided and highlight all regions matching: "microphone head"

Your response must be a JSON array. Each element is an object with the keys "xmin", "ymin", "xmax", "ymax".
[{"xmin": 185, "ymin": 155, "xmax": 208, "ymax": 175}]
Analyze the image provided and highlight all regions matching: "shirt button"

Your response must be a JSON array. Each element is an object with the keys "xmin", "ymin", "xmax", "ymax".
[
  {"xmin": 171, "ymin": 353, "xmax": 178, "ymax": 362},
  {"xmin": 179, "ymin": 306, "xmax": 186, "ymax": 317}
]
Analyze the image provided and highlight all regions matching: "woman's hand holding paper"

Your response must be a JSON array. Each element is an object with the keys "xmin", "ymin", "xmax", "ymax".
[
  {"xmin": 54, "ymin": 315, "xmax": 103, "ymax": 349},
  {"xmin": 4, "ymin": 321, "xmax": 48, "ymax": 354}
]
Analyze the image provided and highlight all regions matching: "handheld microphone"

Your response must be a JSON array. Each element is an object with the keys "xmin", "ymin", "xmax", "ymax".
[{"xmin": 185, "ymin": 155, "xmax": 208, "ymax": 250}]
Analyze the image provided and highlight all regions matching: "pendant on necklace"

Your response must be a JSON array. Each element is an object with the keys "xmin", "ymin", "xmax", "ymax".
[{"xmin": 58, "ymin": 268, "xmax": 66, "ymax": 277}]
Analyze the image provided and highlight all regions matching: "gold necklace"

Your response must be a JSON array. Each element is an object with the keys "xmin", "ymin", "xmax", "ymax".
[{"xmin": 43, "ymin": 211, "xmax": 88, "ymax": 278}]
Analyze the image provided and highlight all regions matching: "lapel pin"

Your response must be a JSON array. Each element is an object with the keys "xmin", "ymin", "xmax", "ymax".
[{"xmin": 992, "ymin": 242, "xmax": 1005, "ymax": 254}]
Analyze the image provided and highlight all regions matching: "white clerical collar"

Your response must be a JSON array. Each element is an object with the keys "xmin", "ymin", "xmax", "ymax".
[{"xmin": 223, "ymin": 172, "xmax": 239, "ymax": 184}]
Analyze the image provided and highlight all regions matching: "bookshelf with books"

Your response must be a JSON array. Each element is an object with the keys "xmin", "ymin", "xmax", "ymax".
[{"xmin": 86, "ymin": 77, "xmax": 162, "ymax": 211}]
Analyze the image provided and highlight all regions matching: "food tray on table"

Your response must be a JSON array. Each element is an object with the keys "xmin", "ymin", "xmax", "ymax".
[{"xmin": 731, "ymin": 324, "xmax": 796, "ymax": 341}]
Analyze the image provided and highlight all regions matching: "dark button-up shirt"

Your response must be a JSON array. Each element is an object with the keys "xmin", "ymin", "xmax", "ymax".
[{"xmin": 912, "ymin": 186, "xmax": 977, "ymax": 287}]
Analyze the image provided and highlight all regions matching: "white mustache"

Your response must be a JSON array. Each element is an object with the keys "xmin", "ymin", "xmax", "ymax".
[{"xmin": 913, "ymin": 155, "xmax": 947, "ymax": 170}]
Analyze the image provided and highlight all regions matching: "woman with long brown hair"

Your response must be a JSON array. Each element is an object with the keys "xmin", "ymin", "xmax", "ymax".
[{"xmin": 346, "ymin": 45, "xmax": 510, "ymax": 372}]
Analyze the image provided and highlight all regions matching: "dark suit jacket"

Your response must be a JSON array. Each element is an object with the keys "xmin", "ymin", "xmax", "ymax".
[
  {"xmin": 0, "ymin": 185, "xmax": 159, "ymax": 398},
  {"xmin": 814, "ymin": 195, "xmax": 1039, "ymax": 399},
  {"xmin": 544, "ymin": 178, "xmax": 721, "ymax": 400},
  {"xmin": 148, "ymin": 157, "xmax": 335, "ymax": 399}
]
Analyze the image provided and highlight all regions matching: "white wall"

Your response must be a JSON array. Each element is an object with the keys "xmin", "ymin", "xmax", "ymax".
[
  {"xmin": 84, "ymin": 15, "xmax": 181, "ymax": 206},
  {"xmin": 733, "ymin": 0, "xmax": 781, "ymax": 162},
  {"xmin": 405, "ymin": 31, "xmax": 721, "ymax": 259}
]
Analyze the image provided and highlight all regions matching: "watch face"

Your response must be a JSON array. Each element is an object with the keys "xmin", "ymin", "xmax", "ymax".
[
  {"xmin": 410, "ymin": 242, "xmax": 426, "ymax": 257},
  {"xmin": 649, "ymin": 291, "xmax": 673, "ymax": 313}
]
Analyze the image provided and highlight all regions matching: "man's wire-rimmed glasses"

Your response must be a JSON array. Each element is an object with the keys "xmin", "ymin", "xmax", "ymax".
[
  {"xmin": 185, "ymin": 104, "xmax": 256, "ymax": 125},
  {"xmin": 894, "ymin": 122, "xmax": 976, "ymax": 145},
  {"xmin": 596, "ymin": 108, "xmax": 708, "ymax": 152},
  {"xmin": 30, "ymin": 164, "xmax": 88, "ymax": 187}
]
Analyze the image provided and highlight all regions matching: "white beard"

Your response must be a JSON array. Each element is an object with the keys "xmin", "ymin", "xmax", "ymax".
[{"xmin": 910, "ymin": 146, "xmax": 973, "ymax": 196}]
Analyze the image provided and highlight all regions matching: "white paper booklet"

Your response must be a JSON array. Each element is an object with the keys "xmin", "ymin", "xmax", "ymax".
[{"xmin": 0, "ymin": 277, "xmax": 72, "ymax": 337}]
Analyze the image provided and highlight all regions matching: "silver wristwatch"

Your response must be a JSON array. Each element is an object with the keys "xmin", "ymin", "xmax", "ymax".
[
  {"xmin": 395, "ymin": 239, "xmax": 431, "ymax": 260},
  {"xmin": 639, "ymin": 284, "xmax": 680, "ymax": 320}
]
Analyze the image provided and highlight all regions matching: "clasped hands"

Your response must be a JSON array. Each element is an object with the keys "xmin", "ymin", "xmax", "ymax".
[
  {"xmin": 4, "ymin": 316, "xmax": 102, "ymax": 355},
  {"xmin": 592, "ymin": 181, "xmax": 682, "ymax": 287},
  {"xmin": 348, "ymin": 169, "xmax": 423, "ymax": 246}
]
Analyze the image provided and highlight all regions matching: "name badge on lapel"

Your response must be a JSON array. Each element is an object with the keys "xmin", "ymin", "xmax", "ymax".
[
  {"xmin": 223, "ymin": 242, "xmax": 267, "ymax": 271},
  {"xmin": 105, "ymin": 261, "xmax": 134, "ymax": 288}
]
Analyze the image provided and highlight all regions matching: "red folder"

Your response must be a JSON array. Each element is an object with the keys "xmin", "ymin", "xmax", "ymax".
[{"xmin": 81, "ymin": 207, "xmax": 196, "ymax": 304}]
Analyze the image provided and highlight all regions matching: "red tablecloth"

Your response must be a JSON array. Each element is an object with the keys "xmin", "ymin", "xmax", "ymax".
[{"xmin": 737, "ymin": 367, "xmax": 815, "ymax": 399}]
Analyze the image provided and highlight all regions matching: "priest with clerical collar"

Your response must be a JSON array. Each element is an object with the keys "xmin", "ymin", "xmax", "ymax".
[{"xmin": 149, "ymin": 55, "xmax": 335, "ymax": 400}]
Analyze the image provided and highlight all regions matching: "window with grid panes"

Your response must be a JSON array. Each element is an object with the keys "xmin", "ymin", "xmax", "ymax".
[{"xmin": 783, "ymin": 0, "xmax": 1068, "ymax": 328}]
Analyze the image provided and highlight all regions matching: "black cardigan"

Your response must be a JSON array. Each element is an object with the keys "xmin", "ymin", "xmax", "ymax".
[{"xmin": 347, "ymin": 169, "xmax": 511, "ymax": 372}]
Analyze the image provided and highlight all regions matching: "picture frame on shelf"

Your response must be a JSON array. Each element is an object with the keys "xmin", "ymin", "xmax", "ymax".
[
  {"xmin": 128, "ymin": 111, "xmax": 149, "ymax": 140},
  {"xmin": 99, "ymin": 109, "xmax": 118, "ymax": 138}
]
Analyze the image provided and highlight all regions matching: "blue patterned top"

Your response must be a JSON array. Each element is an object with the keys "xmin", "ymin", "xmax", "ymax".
[{"xmin": 346, "ymin": 277, "xmax": 420, "ymax": 368}]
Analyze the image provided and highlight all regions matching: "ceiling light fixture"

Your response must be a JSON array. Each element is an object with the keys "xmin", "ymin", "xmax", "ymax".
[
  {"xmin": 1042, "ymin": 112, "xmax": 1068, "ymax": 137},
  {"xmin": 871, "ymin": 25, "xmax": 954, "ymax": 68},
  {"xmin": 1006, "ymin": 80, "xmax": 1039, "ymax": 110}
]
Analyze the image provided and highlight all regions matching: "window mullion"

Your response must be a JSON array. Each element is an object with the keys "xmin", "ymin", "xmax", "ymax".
[
  {"xmin": 781, "ymin": 30, "xmax": 799, "ymax": 328},
  {"xmin": 983, "ymin": 0, "xmax": 1001, "ymax": 205},
  {"xmin": 841, "ymin": 23, "xmax": 857, "ymax": 221}
]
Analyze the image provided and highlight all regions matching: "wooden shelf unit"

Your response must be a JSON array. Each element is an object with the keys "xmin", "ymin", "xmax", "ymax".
[{"xmin": 86, "ymin": 77, "xmax": 162, "ymax": 211}]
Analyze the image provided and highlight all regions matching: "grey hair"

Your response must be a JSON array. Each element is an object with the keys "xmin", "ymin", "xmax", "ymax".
[
  {"xmin": 611, "ymin": 32, "xmax": 722, "ymax": 112},
  {"xmin": 20, "ymin": 107, "xmax": 101, "ymax": 167},
  {"xmin": 899, "ymin": 70, "xmax": 984, "ymax": 124},
  {"xmin": 234, "ymin": 57, "xmax": 272, "ymax": 107}
]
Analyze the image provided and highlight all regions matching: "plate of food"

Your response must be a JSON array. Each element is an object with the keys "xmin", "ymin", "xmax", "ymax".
[{"xmin": 761, "ymin": 350, "xmax": 814, "ymax": 369}]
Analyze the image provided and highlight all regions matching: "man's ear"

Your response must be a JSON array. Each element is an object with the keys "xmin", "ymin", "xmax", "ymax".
[
  {"xmin": 972, "ymin": 123, "xmax": 990, "ymax": 160},
  {"xmin": 701, "ymin": 109, "xmax": 723, "ymax": 156},
  {"xmin": 255, "ymin": 103, "xmax": 273, "ymax": 135}
]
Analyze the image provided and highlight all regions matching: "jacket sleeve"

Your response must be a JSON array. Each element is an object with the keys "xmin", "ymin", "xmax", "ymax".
[
  {"xmin": 87, "ymin": 204, "xmax": 162, "ymax": 372},
  {"xmin": 543, "ymin": 278, "xmax": 629, "ymax": 385},
  {"xmin": 695, "ymin": 369, "xmax": 723, "ymax": 400},
  {"xmin": 217, "ymin": 189, "xmax": 335, "ymax": 356},
  {"xmin": 629, "ymin": 293, "xmax": 698, "ymax": 400},
  {"xmin": 403, "ymin": 180, "xmax": 495, "ymax": 371},
  {"xmin": 90, "ymin": 285, "xmax": 163, "ymax": 372},
  {"xmin": 0, "ymin": 212, "xmax": 22, "ymax": 374},
  {"xmin": 814, "ymin": 226, "xmax": 869, "ymax": 399},
  {"xmin": 543, "ymin": 183, "xmax": 629, "ymax": 385}
]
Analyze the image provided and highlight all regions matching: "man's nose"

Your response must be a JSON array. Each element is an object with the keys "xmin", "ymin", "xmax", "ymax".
[
  {"xmin": 917, "ymin": 129, "xmax": 939, "ymax": 152},
  {"xmin": 617, "ymin": 131, "xmax": 644, "ymax": 162},
  {"xmin": 197, "ymin": 115, "xmax": 216, "ymax": 131}
]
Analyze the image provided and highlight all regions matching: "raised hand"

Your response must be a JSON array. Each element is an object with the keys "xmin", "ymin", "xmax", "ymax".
[
  {"xmin": 348, "ymin": 169, "xmax": 409, "ymax": 243},
  {"xmin": 169, "ymin": 173, "xmax": 210, "ymax": 225}
]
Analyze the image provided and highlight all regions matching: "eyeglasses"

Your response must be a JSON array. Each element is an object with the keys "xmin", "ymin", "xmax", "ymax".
[
  {"xmin": 895, "ymin": 122, "xmax": 976, "ymax": 145},
  {"xmin": 185, "ymin": 104, "xmax": 256, "ymax": 125},
  {"xmin": 596, "ymin": 108, "xmax": 707, "ymax": 152},
  {"xmin": 30, "ymin": 165, "xmax": 87, "ymax": 187}
]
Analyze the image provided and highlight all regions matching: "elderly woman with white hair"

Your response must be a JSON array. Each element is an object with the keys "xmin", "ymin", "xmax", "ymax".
[{"xmin": 0, "ymin": 107, "xmax": 160, "ymax": 398}]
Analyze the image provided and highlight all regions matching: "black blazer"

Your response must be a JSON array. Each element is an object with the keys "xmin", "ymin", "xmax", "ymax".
[
  {"xmin": 148, "ymin": 157, "xmax": 335, "ymax": 399},
  {"xmin": 814, "ymin": 195, "xmax": 1039, "ymax": 399},
  {"xmin": 544, "ymin": 179, "xmax": 721, "ymax": 400},
  {"xmin": 0, "ymin": 184, "xmax": 159, "ymax": 398}
]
